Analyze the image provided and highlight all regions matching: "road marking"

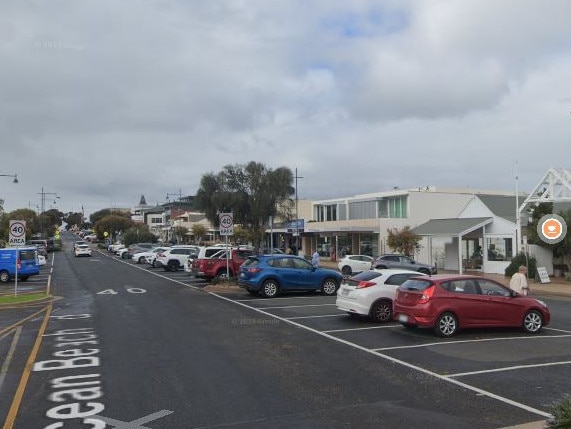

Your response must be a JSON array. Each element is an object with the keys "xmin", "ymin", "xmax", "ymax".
[
  {"xmin": 209, "ymin": 292, "xmax": 553, "ymax": 419},
  {"xmin": 92, "ymin": 409, "xmax": 173, "ymax": 429},
  {"xmin": 257, "ymin": 303, "xmax": 337, "ymax": 310},
  {"xmin": 2, "ymin": 304, "xmax": 52, "ymax": 429},
  {"xmin": 0, "ymin": 326, "xmax": 22, "ymax": 394},
  {"xmin": 373, "ymin": 333, "xmax": 571, "ymax": 352},
  {"xmin": 236, "ymin": 295, "xmax": 331, "ymax": 302},
  {"xmin": 323, "ymin": 325, "xmax": 397, "ymax": 333},
  {"xmin": 447, "ymin": 361, "xmax": 571, "ymax": 378},
  {"xmin": 286, "ymin": 314, "xmax": 343, "ymax": 320}
]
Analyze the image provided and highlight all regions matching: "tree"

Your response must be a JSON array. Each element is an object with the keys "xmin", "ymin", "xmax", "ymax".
[
  {"xmin": 195, "ymin": 162, "xmax": 294, "ymax": 249},
  {"xmin": 1, "ymin": 209, "xmax": 38, "ymax": 241},
  {"xmin": 387, "ymin": 226, "xmax": 421, "ymax": 256},
  {"xmin": 173, "ymin": 226, "xmax": 188, "ymax": 244},
  {"xmin": 122, "ymin": 225, "xmax": 156, "ymax": 246},
  {"xmin": 191, "ymin": 224, "xmax": 207, "ymax": 244},
  {"xmin": 94, "ymin": 215, "xmax": 134, "ymax": 242},
  {"xmin": 63, "ymin": 212, "xmax": 85, "ymax": 230},
  {"xmin": 526, "ymin": 202, "xmax": 554, "ymax": 245}
]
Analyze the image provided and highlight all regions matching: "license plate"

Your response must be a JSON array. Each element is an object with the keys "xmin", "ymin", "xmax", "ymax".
[{"xmin": 398, "ymin": 314, "xmax": 409, "ymax": 323}]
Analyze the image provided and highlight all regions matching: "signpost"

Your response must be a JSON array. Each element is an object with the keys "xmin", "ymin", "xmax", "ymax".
[
  {"xmin": 218, "ymin": 213, "xmax": 233, "ymax": 279},
  {"xmin": 9, "ymin": 220, "xmax": 26, "ymax": 296}
]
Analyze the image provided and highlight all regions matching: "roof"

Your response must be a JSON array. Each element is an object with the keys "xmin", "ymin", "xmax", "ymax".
[
  {"xmin": 477, "ymin": 194, "xmax": 522, "ymax": 222},
  {"xmin": 412, "ymin": 217, "xmax": 493, "ymax": 236}
]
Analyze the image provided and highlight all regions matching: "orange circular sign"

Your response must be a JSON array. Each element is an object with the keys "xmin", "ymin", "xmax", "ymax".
[
  {"xmin": 537, "ymin": 214, "xmax": 567, "ymax": 244},
  {"xmin": 541, "ymin": 218, "xmax": 563, "ymax": 240}
]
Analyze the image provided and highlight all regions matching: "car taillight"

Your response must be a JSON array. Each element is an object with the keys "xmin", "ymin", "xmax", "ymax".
[
  {"xmin": 246, "ymin": 267, "xmax": 262, "ymax": 274},
  {"xmin": 356, "ymin": 281, "xmax": 376, "ymax": 289},
  {"xmin": 418, "ymin": 285, "xmax": 435, "ymax": 304}
]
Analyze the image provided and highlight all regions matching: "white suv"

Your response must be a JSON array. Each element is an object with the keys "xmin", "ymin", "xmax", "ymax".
[{"xmin": 155, "ymin": 246, "xmax": 199, "ymax": 271}]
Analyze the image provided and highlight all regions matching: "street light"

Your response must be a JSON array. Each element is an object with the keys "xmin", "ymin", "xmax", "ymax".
[{"xmin": 0, "ymin": 173, "xmax": 18, "ymax": 183}]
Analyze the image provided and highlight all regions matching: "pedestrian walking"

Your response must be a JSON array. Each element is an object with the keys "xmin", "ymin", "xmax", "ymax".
[
  {"xmin": 311, "ymin": 250, "xmax": 320, "ymax": 268},
  {"xmin": 509, "ymin": 265, "xmax": 531, "ymax": 295}
]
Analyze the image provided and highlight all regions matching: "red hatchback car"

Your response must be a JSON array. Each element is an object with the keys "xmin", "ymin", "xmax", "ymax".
[{"xmin": 393, "ymin": 274, "xmax": 550, "ymax": 337}]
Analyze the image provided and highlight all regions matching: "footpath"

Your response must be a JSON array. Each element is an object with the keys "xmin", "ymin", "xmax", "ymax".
[{"xmin": 320, "ymin": 260, "xmax": 571, "ymax": 299}]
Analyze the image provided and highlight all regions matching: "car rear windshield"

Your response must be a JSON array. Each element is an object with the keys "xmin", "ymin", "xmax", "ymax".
[
  {"xmin": 241, "ymin": 257, "xmax": 260, "ymax": 267},
  {"xmin": 399, "ymin": 278, "xmax": 433, "ymax": 291},
  {"xmin": 349, "ymin": 271, "xmax": 383, "ymax": 281},
  {"xmin": 20, "ymin": 250, "xmax": 37, "ymax": 260}
]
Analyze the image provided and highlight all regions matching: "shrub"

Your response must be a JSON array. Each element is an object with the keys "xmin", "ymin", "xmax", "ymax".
[
  {"xmin": 504, "ymin": 253, "xmax": 537, "ymax": 278},
  {"xmin": 546, "ymin": 395, "xmax": 571, "ymax": 428}
]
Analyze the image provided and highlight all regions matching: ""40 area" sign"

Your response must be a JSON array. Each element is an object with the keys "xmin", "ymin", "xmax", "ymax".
[{"xmin": 9, "ymin": 220, "xmax": 26, "ymax": 246}]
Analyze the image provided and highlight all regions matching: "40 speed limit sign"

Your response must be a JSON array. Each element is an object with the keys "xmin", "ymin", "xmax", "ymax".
[
  {"xmin": 9, "ymin": 220, "xmax": 27, "ymax": 246},
  {"xmin": 219, "ymin": 213, "xmax": 234, "ymax": 236}
]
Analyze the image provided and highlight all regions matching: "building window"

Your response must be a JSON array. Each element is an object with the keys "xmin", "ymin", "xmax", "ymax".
[
  {"xmin": 315, "ymin": 204, "xmax": 337, "ymax": 221},
  {"xmin": 378, "ymin": 196, "xmax": 407, "ymax": 219},
  {"xmin": 486, "ymin": 237, "xmax": 513, "ymax": 261}
]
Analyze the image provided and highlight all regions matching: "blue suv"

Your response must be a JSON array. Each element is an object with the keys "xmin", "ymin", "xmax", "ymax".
[{"xmin": 238, "ymin": 254, "xmax": 342, "ymax": 298}]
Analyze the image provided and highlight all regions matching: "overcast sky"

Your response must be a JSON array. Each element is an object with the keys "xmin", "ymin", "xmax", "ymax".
[{"xmin": 2, "ymin": 0, "xmax": 571, "ymax": 218}]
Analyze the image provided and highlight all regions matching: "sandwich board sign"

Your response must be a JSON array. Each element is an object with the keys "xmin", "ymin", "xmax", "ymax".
[{"xmin": 9, "ymin": 220, "xmax": 26, "ymax": 246}]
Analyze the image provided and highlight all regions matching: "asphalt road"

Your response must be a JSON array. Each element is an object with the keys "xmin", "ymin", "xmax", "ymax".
[{"xmin": 1, "ymin": 232, "xmax": 570, "ymax": 428}]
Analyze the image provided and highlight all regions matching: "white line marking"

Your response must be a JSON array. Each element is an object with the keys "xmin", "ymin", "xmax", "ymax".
[
  {"xmin": 373, "ymin": 334, "xmax": 571, "ymax": 352},
  {"xmin": 207, "ymin": 292, "xmax": 553, "ymax": 419},
  {"xmin": 323, "ymin": 325, "xmax": 397, "ymax": 333},
  {"xmin": 0, "ymin": 326, "xmax": 22, "ymax": 393},
  {"xmin": 447, "ymin": 361, "xmax": 571, "ymax": 378},
  {"xmin": 236, "ymin": 295, "xmax": 333, "ymax": 302},
  {"xmin": 286, "ymin": 314, "xmax": 344, "ymax": 320},
  {"xmin": 257, "ymin": 303, "xmax": 337, "ymax": 310}
]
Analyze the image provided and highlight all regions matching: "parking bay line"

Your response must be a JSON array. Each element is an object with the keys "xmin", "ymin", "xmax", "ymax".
[
  {"xmin": 286, "ymin": 314, "xmax": 344, "ymax": 320},
  {"xmin": 236, "ymin": 295, "xmax": 332, "ymax": 303},
  {"xmin": 323, "ymin": 325, "xmax": 397, "ymax": 333},
  {"xmin": 446, "ymin": 360, "xmax": 571, "ymax": 379},
  {"xmin": 209, "ymin": 291, "xmax": 553, "ymax": 419},
  {"xmin": 257, "ymin": 303, "xmax": 337, "ymax": 310},
  {"xmin": 373, "ymin": 333, "xmax": 571, "ymax": 352}
]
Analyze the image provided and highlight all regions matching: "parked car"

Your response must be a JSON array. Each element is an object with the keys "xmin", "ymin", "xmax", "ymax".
[
  {"xmin": 108, "ymin": 243, "xmax": 125, "ymax": 253},
  {"xmin": 74, "ymin": 244, "xmax": 92, "ymax": 257},
  {"xmin": 126, "ymin": 243, "xmax": 155, "ymax": 259},
  {"xmin": 191, "ymin": 247, "xmax": 255, "ymax": 280},
  {"xmin": 155, "ymin": 246, "xmax": 199, "ymax": 271},
  {"xmin": 132, "ymin": 246, "xmax": 170, "ymax": 264},
  {"xmin": 393, "ymin": 274, "xmax": 550, "ymax": 337},
  {"xmin": 372, "ymin": 254, "xmax": 437, "ymax": 275},
  {"xmin": 0, "ymin": 247, "xmax": 40, "ymax": 282},
  {"xmin": 337, "ymin": 254, "xmax": 374, "ymax": 275},
  {"xmin": 336, "ymin": 269, "xmax": 426, "ymax": 322},
  {"xmin": 38, "ymin": 254, "xmax": 47, "ymax": 266},
  {"xmin": 238, "ymin": 254, "xmax": 343, "ymax": 298},
  {"xmin": 117, "ymin": 248, "xmax": 129, "ymax": 259}
]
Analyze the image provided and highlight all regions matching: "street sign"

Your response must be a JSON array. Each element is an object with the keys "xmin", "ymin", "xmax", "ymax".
[
  {"xmin": 9, "ymin": 220, "xmax": 26, "ymax": 246},
  {"xmin": 219, "ymin": 213, "xmax": 234, "ymax": 236}
]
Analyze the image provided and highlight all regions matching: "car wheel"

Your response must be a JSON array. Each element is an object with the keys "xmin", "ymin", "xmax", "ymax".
[
  {"xmin": 138, "ymin": 256, "xmax": 146, "ymax": 264},
  {"xmin": 167, "ymin": 260, "xmax": 179, "ymax": 271},
  {"xmin": 370, "ymin": 300, "xmax": 392, "ymax": 323},
  {"xmin": 341, "ymin": 265, "xmax": 352, "ymax": 275},
  {"xmin": 261, "ymin": 279, "xmax": 279, "ymax": 298},
  {"xmin": 217, "ymin": 269, "xmax": 230, "ymax": 280},
  {"xmin": 522, "ymin": 310, "xmax": 543, "ymax": 334},
  {"xmin": 121, "ymin": 253, "xmax": 128, "ymax": 259},
  {"xmin": 0, "ymin": 270, "xmax": 9, "ymax": 283},
  {"xmin": 418, "ymin": 268, "xmax": 430, "ymax": 275},
  {"xmin": 321, "ymin": 278, "xmax": 339, "ymax": 296},
  {"xmin": 434, "ymin": 312, "xmax": 458, "ymax": 337}
]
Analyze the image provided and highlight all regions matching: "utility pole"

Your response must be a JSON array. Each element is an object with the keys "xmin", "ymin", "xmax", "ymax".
[{"xmin": 294, "ymin": 168, "xmax": 303, "ymax": 255}]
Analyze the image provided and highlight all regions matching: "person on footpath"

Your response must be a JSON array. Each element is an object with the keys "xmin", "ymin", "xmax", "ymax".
[
  {"xmin": 311, "ymin": 250, "xmax": 320, "ymax": 268},
  {"xmin": 509, "ymin": 265, "xmax": 531, "ymax": 295}
]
